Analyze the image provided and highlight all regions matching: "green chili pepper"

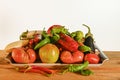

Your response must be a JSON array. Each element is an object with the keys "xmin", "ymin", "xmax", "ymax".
[
  {"xmin": 82, "ymin": 24, "xmax": 93, "ymax": 39},
  {"xmin": 70, "ymin": 32, "xmax": 76, "ymax": 38},
  {"xmin": 79, "ymin": 69, "xmax": 93, "ymax": 76},
  {"xmin": 70, "ymin": 30, "xmax": 84, "ymax": 43},
  {"xmin": 49, "ymin": 26, "xmax": 69, "ymax": 43},
  {"xmin": 83, "ymin": 24, "xmax": 95, "ymax": 52},
  {"xmin": 34, "ymin": 28, "xmax": 51, "ymax": 50},
  {"xmin": 50, "ymin": 34, "xmax": 60, "ymax": 43},
  {"xmin": 34, "ymin": 37, "xmax": 50, "ymax": 50},
  {"xmin": 78, "ymin": 45, "xmax": 91, "ymax": 52},
  {"xmin": 42, "ymin": 28, "xmax": 50, "ymax": 38},
  {"xmin": 51, "ymin": 26, "xmax": 69, "ymax": 35},
  {"xmin": 61, "ymin": 61, "xmax": 93, "ymax": 76},
  {"xmin": 68, "ymin": 61, "xmax": 89, "ymax": 72}
]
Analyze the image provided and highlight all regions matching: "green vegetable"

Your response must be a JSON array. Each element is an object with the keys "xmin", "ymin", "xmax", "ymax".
[
  {"xmin": 70, "ymin": 32, "xmax": 76, "ymax": 38},
  {"xmin": 83, "ymin": 24, "xmax": 95, "ymax": 52},
  {"xmin": 78, "ymin": 45, "xmax": 91, "ymax": 52},
  {"xmin": 50, "ymin": 34, "xmax": 60, "ymax": 43},
  {"xmin": 42, "ymin": 28, "xmax": 50, "ymax": 38},
  {"xmin": 82, "ymin": 24, "xmax": 93, "ymax": 39},
  {"xmin": 34, "ymin": 37, "xmax": 50, "ymax": 50},
  {"xmin": 34, "ymin": 29, "xmax": 51, "ymax": 50},
  {"xmin": 78, "ymin": 69, "xmax": 93, "ymax": 76},
  {"xmin": 61, "ymin": 61, "xmax": 93, "ymax": 76},
  {"xmin": 51, "ymin": 26, "xmax": 69, "ymax": 35},
  {"xmin": 68, "ymin": 61, "xmax": 89, "ymax": 72},
  {"xmin": 70, "ymin": 31, "xmax": 84, "ymax": 43},
  {"xmin": 50, "ymin": 26, "xmax": 70, "ymax": 43}
]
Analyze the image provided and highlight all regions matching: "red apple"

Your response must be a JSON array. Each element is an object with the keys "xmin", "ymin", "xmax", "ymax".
[
  {"xmin": 11, "ymin": 48, "xmax": 36, "ymax": 63},
  {"xmin": 60, "ymin": 50, "xmax": 84, "ymax": 64}
]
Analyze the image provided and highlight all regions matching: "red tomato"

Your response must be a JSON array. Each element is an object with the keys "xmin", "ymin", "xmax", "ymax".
[
  {"xmin": 11, "ymin": 48, "xmax": 36, "ymax": 63},
  {"xmin": 47, "ymin": 25, "xmax": 62, "ymax": 36},
  {"xmin": 84, "ymin": 53, "xmax": 100, "ymax": 64},
  {"xmin": 60, "ymin": 50, "xmax": 84, "ymax": 64}
]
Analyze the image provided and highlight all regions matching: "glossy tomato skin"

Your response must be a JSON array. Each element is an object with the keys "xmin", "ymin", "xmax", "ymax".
[
  {"xmin": 84, "ymin": 53, "xmax": 100, "ymax": 64},
  {"xmin": 60, "ymin": 51, "xmax": 73, "ymax": 63},
  {"xmin": 60, "ymin": 50, "xmax": 84, "ymax": 64},
  {"xmin": 39, "ymin": 44, "xmax": 60, "ymax": 63},
  {"xmin": 26, "ymin": 49, "xmax": 37, "ymax": 63},
  {"xmin": 73, "ymin": 51, "xmax": 84, "ymax": 63},
  {"xmin": 11, "ymin": 48, "xmax": 36, "ymax": 63}
]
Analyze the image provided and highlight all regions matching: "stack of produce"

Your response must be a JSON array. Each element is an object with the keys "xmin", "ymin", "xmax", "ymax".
[{"xmin": 4, "ymin": 24, "xmax": 101, "ymax": 76}]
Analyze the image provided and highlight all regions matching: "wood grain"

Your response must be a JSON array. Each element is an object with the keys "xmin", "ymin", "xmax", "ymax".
[{"xmin": 0, "ymin": 51, "xmax": 120, "ymax": 80}]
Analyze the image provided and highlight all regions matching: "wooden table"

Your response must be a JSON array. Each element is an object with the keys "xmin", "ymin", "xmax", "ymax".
[{"xmin": 0, "ymin": 51, "xmax": 120, "ymax": 80}]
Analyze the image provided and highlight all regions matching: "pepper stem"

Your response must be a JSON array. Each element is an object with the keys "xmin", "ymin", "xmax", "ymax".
[{"xmin": 82, "ymin": 24, "xmax": 93, "ymax": 39}]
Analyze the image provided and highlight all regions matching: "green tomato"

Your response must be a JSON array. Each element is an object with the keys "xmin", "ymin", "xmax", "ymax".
[{"xmin": 39, "ymin": 43, "xmax": 60, "ymax": 63}]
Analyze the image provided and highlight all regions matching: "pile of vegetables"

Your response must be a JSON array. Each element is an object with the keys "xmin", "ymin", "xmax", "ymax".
[{"xmin": 6, "ymin": 24, "xmax": 101, "ymax": 76}]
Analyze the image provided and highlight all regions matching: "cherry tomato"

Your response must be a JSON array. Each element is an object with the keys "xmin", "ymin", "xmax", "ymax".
[
  {"xmin": 84, "ymin": 53, "xmax": 100, "ymax": 64},
  {"xmin": 60, "ymin": 50, "xmax": 84, "ymax": 64},
  {"xmin": 11, "ymin": 48, "xmax": 36, "ymax": 63}
]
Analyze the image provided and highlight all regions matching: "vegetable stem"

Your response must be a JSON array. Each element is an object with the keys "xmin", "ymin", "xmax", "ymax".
[{"xmin": 82, "ymin": 24, "xmax": 93, "ymax": 39}]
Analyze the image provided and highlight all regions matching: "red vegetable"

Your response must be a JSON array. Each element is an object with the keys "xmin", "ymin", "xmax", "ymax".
[
  {"xmin": 58, "ymin": 33, "xmax": 79, "ymax": 52},
  {"xmin": 60, "ymin": 50, "xmax": 84, "ymax": 64},
  {"xmin": 16, "ymin": 65, "xmax": 56, "ymax": 77},
  {"xmin": 28, "ymin": 34, "xmax": 40, "ymax": 48},
  {"xmin": 84, "ymin": 53, "xmax": 100, "ymax": 64},
  {"xmin": 11, "ymin": 48, "xmax": 36, "ymax": 63},
  {"xmin": 31, "ymin": 65, "xmax": 55, "ymax": 74},
  {"xmin": 18, "ymin": 68, "xmax": 45, "ymax": 74}
]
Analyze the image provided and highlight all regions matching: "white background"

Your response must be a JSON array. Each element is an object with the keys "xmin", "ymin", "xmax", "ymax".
[{"xmin": 0, "ymin": 0, "xmax": 120, "ymax": 51}]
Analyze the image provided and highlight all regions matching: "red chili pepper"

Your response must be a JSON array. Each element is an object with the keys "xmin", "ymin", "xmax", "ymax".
[
  {"xmin": 33, "ymin": 35, "xmax": 40, "ymax": 43},
  {"xmin": 18, "ymin": 68, "xmax": 51, "ymax": 76},
  {"xmin": 31, "ymin": 65, "xmax": 55, "ymax": 74},
  {"xmin": 29, "ymin": 39, "xmax": 34, "ymax": 45},
  {"xmin": 18, "ymin": 68, "xmax": 44, "ymax": 73},
  {"xmin": 16, "ymin": 65, "xmax": 56, "ymax": 76},
  {"xmin": 58, "ymin": 33, "xmax": 79, "ymax": 52}
]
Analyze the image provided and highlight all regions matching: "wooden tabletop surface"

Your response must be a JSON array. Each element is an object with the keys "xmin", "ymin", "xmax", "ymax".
[{"xmin": 0, "ymin": 51, "xmax": 120, "ymax": 80}]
